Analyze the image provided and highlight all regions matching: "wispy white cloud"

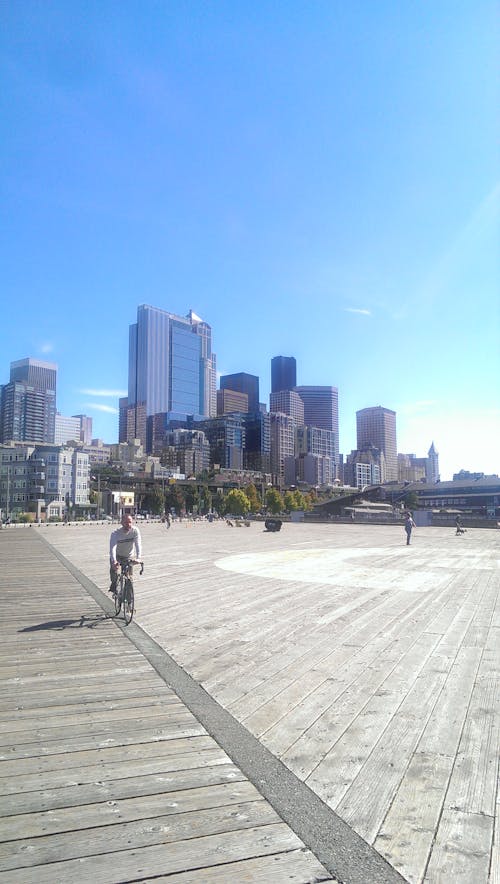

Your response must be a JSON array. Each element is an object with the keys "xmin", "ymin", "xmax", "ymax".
[
  {"xmin": 84, "ymin": 402, "xmax": 119, "ymax": 414},
  {"xmin": 39, "ymin": 342, "xmax": 54, "ymax": 354},
  {"xmin": 344, "ymin": 307, "xmax": 372, "ymax": 316},
  {"xmin": 79, "ymin": 388, "xmax": 127, "ymax": 397}
]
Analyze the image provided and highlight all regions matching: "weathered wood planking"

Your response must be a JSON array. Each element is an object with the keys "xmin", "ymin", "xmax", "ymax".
[{"xmin": 0, "ymin": 531, "xmax": 334, "ymax": 883}]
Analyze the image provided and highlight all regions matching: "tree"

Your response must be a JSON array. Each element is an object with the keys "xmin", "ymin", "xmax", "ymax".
[
  {"xmin": 184, "ymin": 484, "xmax": 200, "ymax": 514},
  {"xmin": 244, "ymin": 483, "xmax": 261, "ymax": 513},
  {"xmin": 266, "ymin": 488, "xmax": 283, "ymax": 514},
  {"xmin": 142, "ymin": 486, "xmax": 165, "ymax": 515},
  {"xmin": 292, "ymin": 490, "xmax": 307, "ymax": 510},
  {"xmin": 404, "ymin": 491, "xmax": 419, "ymax": 510},
  {"xmin": 165, "ymin": 484, "xmax": 185, "ymax": 515},
  {"xmin": 283, "ymin": 491, "xmax": 295, "ymax": 513},
  {"xmin": 199, "ymin": 484, "xmax": 212, "ymax": 514},
  {"xmin": 225, "ymin": 488, "xmax": 250, "ymax": 516}
]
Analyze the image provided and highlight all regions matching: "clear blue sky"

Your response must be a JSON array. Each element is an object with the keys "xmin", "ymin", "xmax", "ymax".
[{"xmin": 1, "ymin": 1, "xmax": 498, "ymax": 480}]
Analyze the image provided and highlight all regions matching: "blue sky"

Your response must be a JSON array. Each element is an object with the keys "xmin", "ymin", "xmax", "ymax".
[{"xmin": 1, "ymin": 1, "xmax": 498, "ymax": 480}]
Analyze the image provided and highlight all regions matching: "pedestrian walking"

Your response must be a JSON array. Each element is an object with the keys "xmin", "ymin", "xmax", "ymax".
[{"xmin": 404, "ymin": 513, "xmax": 416, "ymax": 545}]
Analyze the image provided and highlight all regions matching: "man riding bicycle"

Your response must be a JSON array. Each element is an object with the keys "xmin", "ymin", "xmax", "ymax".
[{"xmin": 109, "ymin": 513, "xmax": 142, "ymax": 594}]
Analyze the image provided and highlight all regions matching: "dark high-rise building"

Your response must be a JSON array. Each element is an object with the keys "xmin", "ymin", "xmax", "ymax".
[
  {"xmin": 271, "ymin": 356, "xmax": 296, "ymax": 393},
  {"xmin": 356, "ymin": 406, "xmax": 397, "ymax": 483},
  {"xmin": 0, "ymin": 358, "xmax": 57, "ymax": 444},
  {"xmin": 127, "ymin": 305, "xmax": 216, "ymax": 450},
  {"xmin": 220, "ymin": 373, "xmax": 259, "ymax": 414}
]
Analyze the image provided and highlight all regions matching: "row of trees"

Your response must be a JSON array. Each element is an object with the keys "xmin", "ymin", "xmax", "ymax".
[{"xmin": 138, "ymin": 483, "xmax": 315, "ymax": 517}]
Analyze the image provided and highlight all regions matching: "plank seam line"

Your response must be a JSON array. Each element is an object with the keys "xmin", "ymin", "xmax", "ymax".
[{"xmin": 37, "ymin": 531, "xmax": 408, "ymax": 884}]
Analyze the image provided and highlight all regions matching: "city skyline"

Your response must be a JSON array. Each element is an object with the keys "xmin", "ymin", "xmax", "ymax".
[{"xmin": 1, "ymin": 3, "xmax": 498, "ymax": 480}]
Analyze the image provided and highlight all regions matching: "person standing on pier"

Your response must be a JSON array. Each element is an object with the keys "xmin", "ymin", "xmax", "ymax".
[{"xmin": 404, "ymin": 513, "xmax": 416, "ymax": 545}]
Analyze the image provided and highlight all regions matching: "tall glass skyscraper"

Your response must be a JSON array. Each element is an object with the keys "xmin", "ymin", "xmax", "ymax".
[{"xmin": 126, "ymin": 305, "xmax": 216, "ymax": 449}]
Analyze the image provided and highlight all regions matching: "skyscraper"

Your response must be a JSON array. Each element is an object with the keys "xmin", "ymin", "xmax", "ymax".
[
  {"xmin": 126, "ymin": 305, "xmax": 216, "ymax": 449},
  {"xmin": 294, "ymin": 385, "xmax": 339, "ymax": 471},
  {"xmin": 269, "ymin": 390, "xmax": 304, "ymax": 424},
  {"xmin": 220, "ymin": 373, "xmax": 259, "ymax": 413},
  {"xmin": 0, "ymin": 358, "xmax": 57, "ymax": 444},
  {"xmin": 271, "ymin": 356, "xmax": 296, "ymax": 393},
  {"xmin": 356, "ymin": 406, "xmax": 397, "ymax": 483}
]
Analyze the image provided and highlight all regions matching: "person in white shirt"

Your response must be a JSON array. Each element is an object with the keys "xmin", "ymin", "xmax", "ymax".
[{"xmin": 109, "ymin": 513, "xmax": 142, "ymax": 594}]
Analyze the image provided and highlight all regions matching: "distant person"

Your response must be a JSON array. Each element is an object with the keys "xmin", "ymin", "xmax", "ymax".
[
  {"xmin": 404, "ymin": 513, "xmax": 416, "ymax": 545},
  {"xmin": 455, "ymin": 515, "xmax": 466, "ymax": 535},
  {"xmin": 165, "ymin": 512, "xmax": 171, "ymax": 529},
  {"xmin": 109, "ymin": 513, "xmax": 142, "ymax": 594}
]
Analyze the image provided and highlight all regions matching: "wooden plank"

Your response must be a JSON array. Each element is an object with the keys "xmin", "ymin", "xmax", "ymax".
[
  {"xmin": 151, "ymin": 849, "xmax": 335, "ymax": 883},
  {"xmin": 1, "ymin": 762, "xmax": 247, "ymax": 816},
  {"xmin": 0, "ymin": 800, "xmax": 280, "ymax": 871},
  {"xmin": 374, "ymin": 752, "xmax": 454, "ymax": 883},
  {"xmin": 0, "ymin": 823, "xmax": 302, "ymax": 883},
  {"xmin": 423, "ymin": 810, "xmax": 493, "ymax": 883},
  {"xmin": 0, "ymin": 781, "xmax": 263, "ymax": 841}
]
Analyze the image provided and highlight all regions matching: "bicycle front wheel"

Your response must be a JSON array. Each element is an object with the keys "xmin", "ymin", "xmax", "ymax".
[
  {"xmin": 123, "ymin": 578, "xmax": 134, "ymax": 624},
  {"xmin": 114, "ymin": 575, "xmax": 123, "ymax": 615}
]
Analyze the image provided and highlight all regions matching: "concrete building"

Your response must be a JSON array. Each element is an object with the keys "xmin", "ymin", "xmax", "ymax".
[
  {"xmin": 294, "ymin": 386, "xmax": 339, "ymax": 466},
  {"xmin": 271, "ymin": 356, "xmax": 296, "ymax": 393},
  {"xmin": 345, "ymin": 445, "xmax": 384, "ymax": 489},
  {"xmin": 55, "ymin": 413, "xmax": 93, "ymax": 446},
  {"xmin": 270, "ymin": 412, "xmax": 296, "ymax": 484},
  {"xmin": 356, "ymin": 406, "xmax": 397, "ymax": 483},
  {"xmin": 427, "ymin": 442, "xmax": 440, "ymax": 483},
  {"xmin": 398, "ymin": 453, "xmax": 427, "ymax": 484},
  {"xmin": 270, "ymin": 390, "xmax": 304, "ymax": 424},
  {"xmin": 161, "ymin": 429, "xmax": 210, "ymax": 477},
  {"xmin": 0, "ymin": 358, "xmax": 57, "ymax": 445},
  {"xmin": 125, "ymin": 305, "xmax": 216, "ymax": 449},
  {"xmin": 294, "ymin": 425, "xmax": 337, "ymax": 485}
]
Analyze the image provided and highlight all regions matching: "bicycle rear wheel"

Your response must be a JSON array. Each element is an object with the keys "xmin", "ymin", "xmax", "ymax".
[
  {"xmin": 123, "ymin": 578, "xmax": 134, "ymax": 624},
  {"xmin": 114, "ymin": 575, "xmax": 123, "ymax": 615}
]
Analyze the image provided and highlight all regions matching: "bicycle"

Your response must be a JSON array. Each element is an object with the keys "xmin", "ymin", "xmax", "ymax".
[{"xmin": 113, "ymin": 559, "xmax": 144, "ymax": 625}]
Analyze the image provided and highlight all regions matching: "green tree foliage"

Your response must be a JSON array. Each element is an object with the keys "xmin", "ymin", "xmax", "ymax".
[
  {"xmin": 184, "ymin": 484, "xmax": 200, "ymax": 514},
  {"xmin": 244, "ymin": 483, "xmax": 261, "ymax": 513},
  {"xmin": 165, "ymin": 483, "xmax": 185, "ymax": 515},
  {"xmin": 266, "ymin": 487, "xmax": 283, "ymax": 514},
  {"xmin": 404, "ymin": 491, "xmax": 419, "ymax": 510},
  {"xmin": 199, "ymin": 484, "xmax": 212, "ymax": 514},
  {"xmin": 142, "ymin": 485, "xmax": 165, "ymax": 515},
  {"xmin": 225, "ymin": 488, "xmax": 250, "ymax": 516}
]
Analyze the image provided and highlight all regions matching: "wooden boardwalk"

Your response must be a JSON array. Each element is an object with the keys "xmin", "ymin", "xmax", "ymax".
[
  {"xmin": 0, "ymin": 529, "xmax": 334, "ymax": 883},
  {"xmin": 1, "ymin": 519, "xmax": 498, "ymax": 883}
]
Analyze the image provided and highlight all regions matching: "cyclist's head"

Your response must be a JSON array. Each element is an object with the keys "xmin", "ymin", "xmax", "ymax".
[{"xmin": 121, "ymin": 514, "xmax": 133, "ymax": 530}]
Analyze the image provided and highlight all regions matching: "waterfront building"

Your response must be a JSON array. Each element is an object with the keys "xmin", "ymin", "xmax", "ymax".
[
  {"xmin": 356, "ymin": 406, "xmax": 397, "ymax": 483},
  {"xmin": 126, "ymin": 305, "xmax": 216, "ymax": 450},
  {"xmin": 0, "ymin": 358, "xmax": 57, "ymax": 444},
  {"xmin": 271, "ymin": 356, "xmax": 296, "ymax": 393}
]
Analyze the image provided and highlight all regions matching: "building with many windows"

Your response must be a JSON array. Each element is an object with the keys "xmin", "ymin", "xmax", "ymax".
[
  {"xmin": 197, "ymin": 415, "xmax": 245, "ymax": 471},
  {"xmin": 356, "ymin": 406, "xmax": 397, "ymax": 483},
  {"xmin": 0, "ymin": 358, "xmax": 57, "ymax": 445},
  {"xmin": 269, "ymin": 412, "xmax": 296, "ymax": 484},
  {"xmin": 123, "ymin": 305, "xmax": 216, "ymax": 450},
  {"xmin": 216, "ymin": 388, "xmax": 249, "ymax": 415},
  {"xmin": 54, "ymin": 413, "xmax": 93, "ymax": 446},
  {"xmin": 269, "ymin": 390, "xmax": 304, "ymax": 424},
  {"xmin": 0, "ymin": 442, "xmax": 90, "ymax": 520},
  {"xmin": 294, "ymin": 385, "xmax": 339, "ymax": 470}
]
